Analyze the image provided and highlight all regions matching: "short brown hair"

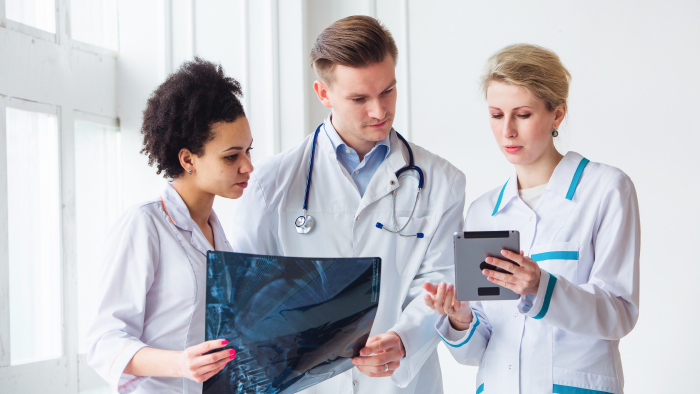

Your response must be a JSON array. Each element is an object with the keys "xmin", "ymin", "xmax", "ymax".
[
  {"xmin": 310, "ymin": 15, "xmax": 398, "ymax": 84},
  {"xmin": 481, "ymin": 44, "xmax": 571, "ymax": 111}
]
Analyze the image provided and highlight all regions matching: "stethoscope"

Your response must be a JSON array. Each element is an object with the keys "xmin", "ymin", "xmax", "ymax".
[{"xmin": 295, "ymin": 124, "xmax": 425, "ymax": 238}]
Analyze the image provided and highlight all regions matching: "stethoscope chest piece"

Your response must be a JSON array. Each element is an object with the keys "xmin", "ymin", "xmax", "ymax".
[{"xmin": 295, "ymin": 214, "xmax": 315, "ymax": 234}]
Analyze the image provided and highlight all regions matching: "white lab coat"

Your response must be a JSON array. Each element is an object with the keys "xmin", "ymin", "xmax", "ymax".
[
  {"xmin": 229, "ymin": 126, "xmax": 466, "ymax": 394},
  {"xmin": 86, "ymin": 183, "xmax": 234, "ymax": 394},
  {"xmin": 436, "ymin": 152, "xmax": 640, "ymax": 394}
]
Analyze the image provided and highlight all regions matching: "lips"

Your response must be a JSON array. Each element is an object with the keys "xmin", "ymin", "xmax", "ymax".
[
  {"xmin": 367, "ymin": 119, "xmax": 388, "ymax": 129},
  {"xmin": 504, "ymin": 146, "xmax": 522, "ymax": 154},
  {"xmin": 235, "ymin": 180, "xmax": 249, "ymax": 189}
]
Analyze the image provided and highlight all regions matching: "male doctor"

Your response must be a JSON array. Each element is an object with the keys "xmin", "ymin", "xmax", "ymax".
[{"xmin": 229, "ymin": 16, "xmax": 465, "ymax": 394}]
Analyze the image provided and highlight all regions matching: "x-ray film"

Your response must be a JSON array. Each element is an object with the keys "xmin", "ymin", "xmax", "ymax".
[{"xmin": 204, "ymin": 251, "xmax": 382, "ymax": 394}]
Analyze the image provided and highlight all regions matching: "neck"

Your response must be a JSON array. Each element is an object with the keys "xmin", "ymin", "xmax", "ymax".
[
  {"xmin": 330, "ymin": 113, "xmax": 376, "ymax": 161},
  {"xmin": 171, "ymin": 179, "xmax": 215, "ymax": 228},
  {"xmin": 514, "ymin": 146, "xmax": 564, "ymax": 190}
]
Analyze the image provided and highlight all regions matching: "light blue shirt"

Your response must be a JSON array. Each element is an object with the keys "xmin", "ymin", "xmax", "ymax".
[{"xmin": 323, "ymin": 115, "xmax": 391, "ymax": 197}]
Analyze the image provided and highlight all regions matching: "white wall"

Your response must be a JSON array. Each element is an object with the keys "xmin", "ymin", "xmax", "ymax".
[{"xmin": 113, "ymin": 0, "xmax": 699, "ymax": 392}]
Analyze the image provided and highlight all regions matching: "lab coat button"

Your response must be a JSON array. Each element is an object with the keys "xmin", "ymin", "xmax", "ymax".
[
  {"xmin": 514, "ymin": 313, "xmax": 518, "ymax": 317},
  {"xmin": 390, "ymin": 180, "xmax": 396, "ymax": 186},
  {"xmin": 529, "ymin": 217, "xmax": 532, "ymax": 221},
  {"xmin": 509, "ymin": 365, "xmax": 512, "ymax": 370},
  {"xmin": 353, "ymin": 380, "xmax": 358, "ymax": 386}
]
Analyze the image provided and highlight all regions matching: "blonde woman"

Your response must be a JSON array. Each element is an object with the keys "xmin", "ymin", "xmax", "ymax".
[{"xmin": 424, "ymin": 44, "xmax": 640, "ymax": 394}]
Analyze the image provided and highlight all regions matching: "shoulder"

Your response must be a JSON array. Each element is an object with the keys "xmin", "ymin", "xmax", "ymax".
[
  {"xmin": 466, "ymin": 183, "xmax": 507, "ymax": 221},
  {"xmin": 110, "ymin": 199, "xmax": 164, "ymax": 236},
  {"xmin": 580, "ymin": 159, "xmax": 637, "ymax": 200},
  {"xmin": 408, "ymin": 142, "xmax": 466, "ymax": 194}
]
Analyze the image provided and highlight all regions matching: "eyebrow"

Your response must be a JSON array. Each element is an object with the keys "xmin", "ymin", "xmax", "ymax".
[
  {"xmin": 348, "ymin": 80, "xmax": 397, "ymax": 98},
  {"xmin": 488, "ymin": 105, "xmax": 533, "ymax": 110},
  {"xmin": 222, "ymin": 139, "xmax": 254, "ymax": 153}
]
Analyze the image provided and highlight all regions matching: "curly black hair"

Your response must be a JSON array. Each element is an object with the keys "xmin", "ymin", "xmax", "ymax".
[{"xmin": 140, "ymin": 57, "xmax": 245, "ymax": 178}]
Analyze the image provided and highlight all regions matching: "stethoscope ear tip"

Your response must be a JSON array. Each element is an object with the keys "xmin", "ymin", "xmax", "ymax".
[
  {"xmin": 376, "ymin": 222, "xmax": 384, "ymax": 229},
  {"xmin": 417, "ymin": 233, "xmax": 424, "ymax": 238}
]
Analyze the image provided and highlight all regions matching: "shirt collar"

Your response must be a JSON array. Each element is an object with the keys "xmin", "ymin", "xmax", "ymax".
[
  {"xmin": 322, "ymin": 113, "xmax": 391, "ymax": 160},
  {"xmin": 492, "ymin": 151, "xmax": 590, "ymax": 216}
]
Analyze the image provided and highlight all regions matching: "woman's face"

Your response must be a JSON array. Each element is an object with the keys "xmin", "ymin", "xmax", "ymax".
[
  {"xmin": 486, "ymin": 81, "xmax": 565, "ymax": 166},
  {"xmin": 191, "ymin": 116, "xmax": 254, "ymax": 199}
]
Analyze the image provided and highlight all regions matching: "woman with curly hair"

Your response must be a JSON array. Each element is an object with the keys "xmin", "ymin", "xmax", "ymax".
[{"xmin": 87, "ymin": 58, "xmax": 253, "ymax": 394}]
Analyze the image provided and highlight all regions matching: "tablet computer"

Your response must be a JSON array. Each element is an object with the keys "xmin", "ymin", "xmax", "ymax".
[{"xmin": 454, "ymin": 231, "xmax": 521, "ymax": 301}]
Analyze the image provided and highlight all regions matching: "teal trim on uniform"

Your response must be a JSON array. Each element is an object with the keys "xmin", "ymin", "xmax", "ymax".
[
  {"xmin": 476, "ymin": 383, "xmax": 485, "ymax": 394},
  {"xmin": 491, "ymin": 180, "xmax": 509, "ymax": 216},
  {"xmin": 532, "ymin": 271, "xmax": 557, "ymax": 320},
  {"xmin": 531, "ymin": 251, "xmax": 579, "ymax": 262},
  {"xmin": 566, "ymin": 157, "xmax": 590, "ymax": 200},
  {"xmin": 438, "ymin": 312, "xmax": 480, "ymax": 348},
  {"xmin": 553, "ymin": 384, "xmax": 613, "ymax": 394}
]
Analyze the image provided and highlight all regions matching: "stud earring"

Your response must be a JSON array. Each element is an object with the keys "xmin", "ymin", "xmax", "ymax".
[
  {"xmin": 188, "ymin": 169, "xmax": 193, "ymax": 175},
  {"xmin": 552, "ymin": 129, "xmax": 559, "ymax": 137}
]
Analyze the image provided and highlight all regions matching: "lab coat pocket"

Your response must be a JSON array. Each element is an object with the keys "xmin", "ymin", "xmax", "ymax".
[
  {"xmin": 394, "ymin": 215, "xmax": 437, "ymax": 277},
  {"xmin": 530, "ymin": 241, "xmax": 580, "ymax": 283}
]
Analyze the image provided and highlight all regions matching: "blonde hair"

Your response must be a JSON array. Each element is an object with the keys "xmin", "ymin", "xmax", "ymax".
[
  {"xmin": 310, "ymin": 15, "xmax": 398, "ymax": 85},
  {"xmin": 481, "ymin": 44, "xmax": 571, "ymax": 112}
]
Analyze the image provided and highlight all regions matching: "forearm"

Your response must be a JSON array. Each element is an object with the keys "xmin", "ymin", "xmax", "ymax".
[{"xmin": 123, "ymin": 347, "xmax": 181, "ymax": 378}]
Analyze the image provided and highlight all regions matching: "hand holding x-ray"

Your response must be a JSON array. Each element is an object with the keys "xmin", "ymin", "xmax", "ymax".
[{"xmin": 351, "ymin": 331, "xmax": 406, "ymax": 377}]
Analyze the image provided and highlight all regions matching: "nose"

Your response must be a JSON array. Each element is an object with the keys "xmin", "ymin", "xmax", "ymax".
[
  {"xmin": 367, "ymin": 98, "xmax": 386, "ymax": 121},
  {"xmin": 502, "ymin": 115, "xmax": 517, "ymax": 139},
  {"xmin": 240, "ymin": 153, "xmax": 254, "ymax": 174}
]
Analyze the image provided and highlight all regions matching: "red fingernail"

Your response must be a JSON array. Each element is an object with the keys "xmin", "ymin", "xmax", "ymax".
[
  {"xmin": 221, "ymin": 340, "xmax": 228, "ymax": 345},
  {"xmin": 229, "ymin": 349, "xmax": 235, "ymax": 355},
  {"xmin": 229, "ymin": 355, "xmax": 235, "ymax": 360}
]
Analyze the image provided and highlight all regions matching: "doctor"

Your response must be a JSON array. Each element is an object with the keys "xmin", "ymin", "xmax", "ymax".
[
  {"xmin": 87, "ymin": 58, "xmax": 253, "ymax": 393},
  {"xmin": 424, "ymin": 44, "xmax": 640, "ymax": 394},
  {"xmin": 229, "ymin": 15, "xmax": 465, "ymax": 394}
]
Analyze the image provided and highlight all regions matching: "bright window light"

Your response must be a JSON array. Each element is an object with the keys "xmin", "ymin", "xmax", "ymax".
[
  {"xmin": 7, "ymin": 107, "xmax": 62, "ymax": 365},
  {"xmin": 74, "ymin": 119, "xmax": 122, "ymax": 354},
  {"xmin": 5, "ymin": 0, "xmax": 56, "ymax": 33},
  {"xmin": 70, "ymin": 0, "xmax": 119, "ymax": 51}
]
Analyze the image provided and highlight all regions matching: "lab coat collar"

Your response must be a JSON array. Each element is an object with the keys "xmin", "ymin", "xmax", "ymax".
[
  {"xmin": 160, "ymin": 183, "xmax": 229, "ymax": 253},
  {"xmin": 161, "ymin": 183, "xmax": 195, "ymax": 232},
  {"xmin": 492, "ymin": 151, "xmax": 589, "ymax": 216}
]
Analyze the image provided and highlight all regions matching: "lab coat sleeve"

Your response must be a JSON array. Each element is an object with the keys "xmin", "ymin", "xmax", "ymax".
[
  {"xmin": 518, "ymin": 173, "xmax": 640, "ymax": 339},
  {"xmin": 228, "ymin": 171, "xmax": 279, "ymax": 255},
  {"xmin": 434, "ymin": 302, "xmax": 492, "ymax": 365},
  {"xmin": 86, "ymin": 209, "xmax": 159, "ymax": 393},
  {"xmin": 390, "ymin": 171, "xmax": 466, "ymax": 388}
]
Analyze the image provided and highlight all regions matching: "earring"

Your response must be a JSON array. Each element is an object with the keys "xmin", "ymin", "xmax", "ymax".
[
  {"xmin": 188, "ymin": 169, "xmax": 193, "ymax": 175},
  {"xmin": 552, "ymin": 129, "xmax": 559, "ymax": 137}
]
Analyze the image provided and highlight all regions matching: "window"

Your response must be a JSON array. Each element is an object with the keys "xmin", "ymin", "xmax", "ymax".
[
  {"xmin": 6, "ymin": 105, "xmax": 62, "ymax": 366},
  {"xmin": 5, "ymin": 0, "xmax": 56, "ymax": 33},
  {"xmin": 74, "ymin": 116, "xmax": 122, "ymax": 355},
  {"xmin": 70, "ymin": 0, "xmax": 119, "ymax": 51}
]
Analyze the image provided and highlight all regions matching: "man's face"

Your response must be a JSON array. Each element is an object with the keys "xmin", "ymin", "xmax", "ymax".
[{"xmin": 315, "ymin": 55, "xmax": 397, "ymax": 147}]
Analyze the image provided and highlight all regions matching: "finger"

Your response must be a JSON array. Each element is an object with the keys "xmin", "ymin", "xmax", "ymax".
[
  {"xmin": 424, "ymin": 294, "xmax": 437, "ymax": 310},
  {"xmin": 501, "ymin": 249, "xmax": 525, "ymax": 267},
  {"xmin": 352, "ymin": 350, "xmax": 400, "ymax": 366},
  {"xmin": 443, "ymin": 284, "xmax": 456, "ymax": 314},
  {"xmin": 487, "ymin": 256, "xmax": 520, "ymax": 276},
  {"xmin": 355, "ymin": 360, "xmax": 400, "ymax": 374},
  {"xmin": 422, "ymin": 282, "xmax": 439, "ymax": 295},
  {"xmin": 360, "ymin": 335, "xmax": 396, "ymax": 356},
  {"xmin": 482, "ymin": 267, "xmax": 513, "ymax": 285},
  {"xmin": 487, "ymin": 276, "xmax": 518, "ymax": 293},
  {"xmin": 192, "ymin": 348, "xmax": 235, "ymax": 369},
  {"xmin": 520, "ymin": 250, "xmax": 525, "ymax": 256},
  {"xmin": 434, "ymin": 282, "xmax": 447, "ymax": 315},
  {"xmin": 199, "ymin": 357, "xmax": 231, "ymax": 382},
  {"xmin": 190, "ymin": 339, "xmax": 228, "ymax": 357}
]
